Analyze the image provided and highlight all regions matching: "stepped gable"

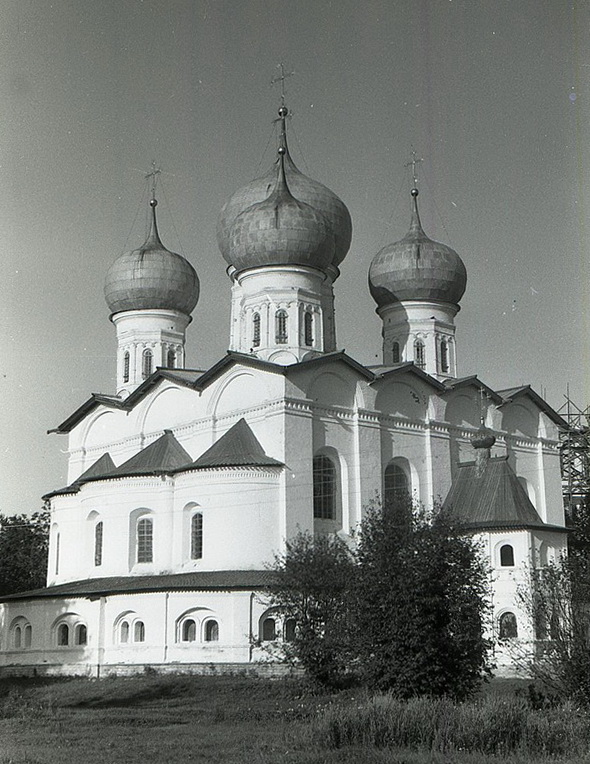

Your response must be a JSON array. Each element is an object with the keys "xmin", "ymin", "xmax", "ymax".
[
  {"xmin": 110, "ymin": 430, "xmax": 192, "ymax": 478},
  {"xmin": 442, "ymin": 456, "xmax": 553, "ymax": 530},
  {"xmin": 190, "ymin": 418, "xmax": 282, "ymax": 469}
]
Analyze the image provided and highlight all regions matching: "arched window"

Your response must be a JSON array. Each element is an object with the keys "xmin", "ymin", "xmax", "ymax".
[
  {"xmin": 123, "ymin": 351, "xmax": 130, "ymax": 383},
  {"xmin": 24, "ymin": 624, "xmax": 32, "ymax": 648},
  {"xmin": 14, "ymin": 625, "xmax": 21, "ymax": 649},
  {"xmin": 391, "ymin": 341, "xmax": 400, "ymax": 364},
  {"xmin": 313, "ymin": 454, "xmax": 336, "ymax": 520},
  {"xmin": 142, "ymin": 349, "xmax": 153, "ymax": 379},
  {"xmin": 75, "ymin": 624, "xmax": 87, "ymax": 646},
  {"xmin": 191, "ymin": 513, "xmax": 203, "ymax": 560},
  {"xmin": 252, "ymin": 313, "xmax": 261, "ymax": 347},
  {"xmin": 204, "ymin": 620, "xmax": 219, "ymax": 642},
  {"xmin": 134, "ymin": 621, "xmax": 145, "ymax": 643},
  {"xmin": 57, "ymin": 623, "xmax": 69, "ymax": 647},
  {"xmin": 304, "ymin": 311, "xmax": 313, "ymax": 346},
  {"xmin": 94, "ymin": 521, "xmax": 103, "ymax": 567},
  {"xmin": 284, "ymin": 618, "xmax": 296, "ymax": 642},
  {"xmin": 275, "ymin": 310, "xmax": 288, "ymax": 344},
  {"xmin": 414, "ymin": 339, "xmax": 425, "ymax": 370},
  {"xmin": 499, "ymin": 612, "xmax": 518, "ymax": 639},
  {"xmin": 440, "ymin": 339, "xmax": 449, "ymax": 373},
  {"xmin": 137, "ymin": 518, "xmax": 153, "ymax": 563},
  {"xmin": 120, "ymin": 620, "xmax": 130, "ymax": 644},
  {"xmin": 182, "ymin": 619, "xmax": 197, "ymax": 642},
  {"xmin": 261, "ymin": 617, "xmax": 276, "ymax": 641},
  {"xmin": 55, "ymin": 532, "xmax": 60, "ymax": 575},
  {"xmin": 384, "ymin": 462, "xmax": 409, "ymax": 508},
  {"xmin": 167, "ymin": 348, "xmax": 176, "ymax": 368},
  {"xmin": 500, "ymin": 544, "xmax": 515, "ymax": 567}
]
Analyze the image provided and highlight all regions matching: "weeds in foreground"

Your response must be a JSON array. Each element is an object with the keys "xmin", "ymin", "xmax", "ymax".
[{"xmin": 314, "ymin": 693, "xmax": 590, "ymax": 757}]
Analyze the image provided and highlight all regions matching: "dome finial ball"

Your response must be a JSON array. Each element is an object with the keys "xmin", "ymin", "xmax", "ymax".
[
  {"xmin": 150, "ymin": 198, "xmax": 158, "ymax": 207},
  {"xmin": 278, "ymin": 105, "xmax": 288, "ymax": 118},
  {"xmin": 411, "ymin": 188, "xmax": 419, "ymax": 197}
]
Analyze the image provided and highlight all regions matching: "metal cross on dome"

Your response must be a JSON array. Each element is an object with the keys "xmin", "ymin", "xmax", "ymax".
[
  {"xmin": 405, "ymin": 150, "xmax": 424, "ymax": 188},
  {"xmin": 145, "ymin": 161, "xmax": 162, "ymax": 199},
  {"xmin": 271, "ymin": 63, "xmax": 294, "ymax": 108}
]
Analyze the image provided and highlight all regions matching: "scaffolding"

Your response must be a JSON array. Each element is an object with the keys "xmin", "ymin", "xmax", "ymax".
[{"xmin": 558, "ymin": 391, "xmax": 590, "ymax": 523}]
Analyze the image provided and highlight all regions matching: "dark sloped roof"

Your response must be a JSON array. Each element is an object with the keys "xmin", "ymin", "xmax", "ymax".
[
  {"xmin": 105, "ymin": 430, "xmax": 193, "ymax": 478},
  {"xmin": 0, "ymin": 570, "xmax": 277, "ymax": 602},
  {"xmin": 189, "ymin": 419, "xmax": 282, "ymax": 469},
  {"xmin": 442, "ymin": 375, "xmax": 503, "ymax": 404},
  {"xmin": 443, "ymin": 456, "xmax": 566, "ymax": 531},
  {"xmin": 43, "ymin": 452, "xmax": 117, "ymax": 499},
  {"xmin": 369, "ymin": 361, "xmax": 445, "ymax": 390},
  {"xmin": 497, "ymin": 385, "xmax": 568, "ymax": 428}
]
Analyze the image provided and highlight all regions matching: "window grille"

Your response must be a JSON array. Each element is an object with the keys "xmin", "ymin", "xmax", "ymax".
[
  {"xmin": 499, "ymin": 612, "xmax": 518, "ymax": 639},
  {"xmin": 262, "ymin": 618, "xmax": 276, "ymax": 641},
  {"xmin": 142, "ymin": 349, "xmax": 153, "ymax": 379},
  {"xmin": 76, "ymin": 624, "xmax": 87, "ymax": 645},
  {"xmin": 275, "ymin": 310, "xmax": 288, "ymax": 344},
  {"xmin": 94, "ymin": 521, "xmax": 103, "ymax": 566},
  {"xmin": 191, "ymin": 513, "xmax": 203, "ymax": 560},
  {"xmin": 313, "ymin": 455, "xmax": 336, "ymax": 519},
  {"xmin": 414, "ymin": 339, "xmax": 425, "ymax": 370},
  {"xmin": 304, "ymin": 311, "xmax": 313, "ymax": 346},
  {"xmin": 440, "ymin": 339, "xmax": 449, "ymax": 373},
  {"xmin": 392, "ymin": 341, "xmax": 400, "ymax": 364},
  {"xmin": 137, "ymin": 518, "xmax": 153, "ymax": 563},
  {"xmin": 252, "ymin": 313, "xmax": 261, "ymax": 347},
  {"xmin": 167, "ymin": 349, "xmax": 176, "ymax": 368},
  {"xmin": 57, "ymin": 623, "xmax": 69, "ymax": 646},
  {"xmin": 123, "ymin": 351, "xmax": 130, "ymax": 383},
  {"xmin": 384, "ymin": 463, "xmax": 409, "ymax": 507}
]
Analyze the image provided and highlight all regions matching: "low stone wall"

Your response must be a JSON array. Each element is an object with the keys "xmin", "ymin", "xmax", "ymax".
[{"xmin": 0, "ymin": 661, "xmax": 302, "ymax": 680}]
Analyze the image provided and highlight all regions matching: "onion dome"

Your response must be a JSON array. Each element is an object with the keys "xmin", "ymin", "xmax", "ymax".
[
  {"xmin": 217, "ymin": 105, "xmax": 351, "ymax": 268},
  {"xmin": 228, "ymin": 146, "xmax": 335, "ymax": 273},
  {"xmin": 105, "ymin": 199, "xmax": 199, "ymax": 316},
  {"xmin": 369, "ymin": 188, "xmax": 467, "ymax": 308}
]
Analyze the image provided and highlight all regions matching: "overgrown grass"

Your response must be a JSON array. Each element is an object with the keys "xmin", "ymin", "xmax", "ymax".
[
  {"xmin": 0, "ymin": 675, "xmax": 589, "ymax": 763},
  {"xmin": 314, "ymin": 693, "xmax": 590, "ymax": 757}
]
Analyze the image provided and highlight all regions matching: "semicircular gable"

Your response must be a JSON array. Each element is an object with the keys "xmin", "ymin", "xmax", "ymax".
[
  {"xmin": 502, "ymin": 402, "xmax": 539, "ymax": 438},
  {"xmin": 84, "ymin": 411, "xmax": 117, "ymax": 448},
  {"xmin": 309, "ymin": 371, "xmax": 354, "ymax": 408},
  {"xmin": 140, "ymin": 385, "xmax": 199, "ymax": 434},
  {"xmin": 444, "ymin": 393, "xmax": 480, "ymax": 428},
  {"xmin": 375, "ymin": 381, "xmax": 428, "ymax": 420},
  {"xmin": 211, "ymin": 371, "xmax": 269, "ymax": 417}
]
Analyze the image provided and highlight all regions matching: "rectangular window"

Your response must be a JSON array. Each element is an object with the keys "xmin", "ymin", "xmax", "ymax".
[
  {"xmin": 137, "ymin": 518, "xmax": 153, "ymax": 563},
  {"xmin": 191, "ymin": 513, "xmax": 203, "ymax": 560},
  {"xmin": 94, "ymin": 521, "xmax": 103, "ymax": 566}
]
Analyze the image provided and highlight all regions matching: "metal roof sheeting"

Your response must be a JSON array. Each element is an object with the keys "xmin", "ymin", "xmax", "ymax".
[
  {"xmin": 442, "ymin": 456, "xmax": 556, "ymax": 531},
  {"xmin": 190, "ymin": 418, "xmax": 282, "ymax": 469}
]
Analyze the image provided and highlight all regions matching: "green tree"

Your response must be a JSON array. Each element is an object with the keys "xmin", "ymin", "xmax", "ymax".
[
  {"xmin": 351, "ymin": 501, "xmax": 492, "ymax": 700},
  {"xmin": 0, "ymin": 508, "xmax": 50, "ymax": 596},
  {"xmin": 268, "ymin": 531, "xmax": 355, "ymax": 687}
]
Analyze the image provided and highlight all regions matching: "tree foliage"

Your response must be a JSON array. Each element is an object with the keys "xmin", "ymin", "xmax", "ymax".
[
  {"xmin": 269, "ymin": 500, "xmax": 492, "ymax": 698},
  {"xmin": 517, "ymin": 496, "xmax": 590, "ymax": 706},
  {"xmin": 0, "ymin": 508, "xmax": 50, "ymax": 596}
]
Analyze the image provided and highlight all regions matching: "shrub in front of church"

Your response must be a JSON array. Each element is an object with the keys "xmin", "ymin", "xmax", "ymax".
[
  {"xmin": 0, "ymin": 507, "xmax": 50, "ymax": 596},
  {"xmin": 270, "ymin": 500, "xmax": 492, "ymax": 698},
  {"xmin": 268, "ymin": 532, "xmax": 355, "ymax": 688}
]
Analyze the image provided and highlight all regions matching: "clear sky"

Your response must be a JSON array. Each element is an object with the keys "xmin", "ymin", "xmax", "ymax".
[{"xmin": 1, "ymin": 0, "xmax": 588, "ymax": 517}]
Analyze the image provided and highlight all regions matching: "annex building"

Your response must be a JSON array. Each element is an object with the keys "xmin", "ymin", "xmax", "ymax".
[{"xmin": 0, "ymin": 105, "xmax": 568, "ymax": 676}]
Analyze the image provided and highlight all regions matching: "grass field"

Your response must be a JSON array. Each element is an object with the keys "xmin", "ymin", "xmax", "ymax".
[{"xmin": 1, "ymin": 673, "xmax": 589, "ymax": 764}]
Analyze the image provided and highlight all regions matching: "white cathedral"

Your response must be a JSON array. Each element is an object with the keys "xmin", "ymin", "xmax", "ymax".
[{"xmin": 0, "ymin": 105, "xmax": 568, "ymax": 677}]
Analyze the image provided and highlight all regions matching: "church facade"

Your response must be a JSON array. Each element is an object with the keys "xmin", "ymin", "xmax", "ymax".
[{"xmin": 0, "ymin": 106, "xmax": 568, "ymax": 677}]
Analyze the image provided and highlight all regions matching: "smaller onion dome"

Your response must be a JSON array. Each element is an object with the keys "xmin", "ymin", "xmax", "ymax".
[
  {"xmin": 105, "ymin": 199, "xmax": 199, "ymax": 316},
  {"xmin": 369, "ymin": 189, "xmax": 467, "ymax": 308},
  {"xmin": 217, "ymin": 105, "xmax": 351, "ymax": 268},
  {"xmin": 228, "ymin": 147, "xmax": 335, "ymax": 274}
]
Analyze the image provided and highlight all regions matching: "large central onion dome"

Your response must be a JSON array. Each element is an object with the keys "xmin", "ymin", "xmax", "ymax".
[
  {"xmin": 105, "ymin": 199, "xmax": 199, "ymax": 316},
  {"xmin": 217, "ymin": 106, "xmax": 352, "ymax": 269},
  {"xmin": 369, "ymin": 188, "xmax": 467, "ymax": 308},
  {"xmin": 229, "ymin": 146, "xmax": 335, "ymax": 273}
]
